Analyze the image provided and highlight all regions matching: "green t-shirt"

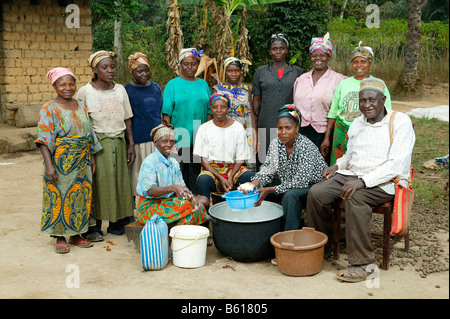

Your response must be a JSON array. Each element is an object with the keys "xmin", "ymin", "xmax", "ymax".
[
  {"xmin": 328, "ymin": 75, "xmax": 392, "ymax": 126},
  {"xmin": 162, "ymin": 77, "xmax": 211, "ymax": 148}
]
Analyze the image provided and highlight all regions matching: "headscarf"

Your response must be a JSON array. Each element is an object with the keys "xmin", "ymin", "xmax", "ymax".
[
  {"xmin": 360, "ymin": 77, "xmax": 386, "ymax": 95},
  {"xmin": 46, "ymin": 67, "xmax": 76, "ymax": 84},
  {"xmin": 209, "ymin": 93, "xmax": 231, "ymax": 107},
  {"xmin": 351, "ymin": 41, "xmax": 374, "ymax": 62},
  {"xmin": 277, "ymin": 104, "xmax": 301, "ymax": 127},
  {"xmin": 178, "ymin": 48, "xmax": 203, "ymax": 64},
  {"xmin": 268, "ymin": 32, "xmax": 290, "ymax": 50},
  {"xmin": 309, "ymin": 32, "xmax": 333, "ymax": 56},
  {"xmin": 223, "ymin": 56, "xmax": 252, "ymax": 70},
  {"xmin": 151, "ymin": 123, "xmax": 175, "ymax": 143},
  {"xmin": 128, "ymin": 52, "xmax": 151, "ymax": 73},
  {"xmin": 87, "ymin": 50, "xmax": 117, "ymax": 68}
]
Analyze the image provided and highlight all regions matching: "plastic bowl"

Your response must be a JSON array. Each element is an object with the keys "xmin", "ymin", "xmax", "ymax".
[
  {"xmin": 221, "ymin": 190, "xmax": 259, "ymax": 210},
  {"xmin": 270, "ymin": 227, "xmax": 328, "ymax": 276}
]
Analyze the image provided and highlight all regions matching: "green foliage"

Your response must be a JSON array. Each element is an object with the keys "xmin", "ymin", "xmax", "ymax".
[
  {"xmin": 247, "ymin": 0, "xmax": 329, "ymax": 76},
  {"xmin": 91, "ymin": 1, "xmax": 450, "ymax": 86},
  {"xmin": 422, "ymin": 0, "xmax": 450, "ymax": 22},
  {"xmin": 409, "ymin": 117, "xmax": 449, "ymax": 209},
  {"xmin": 122, "ymin": 23, "xmax": 173, "ymax": 86},
  {"xmin": 327, "ymin": 17, "xmax": 449, "ymax": 83},
  {"xmin": 91, "ymin": 0, "xmax": 145, "ymax": 21}
]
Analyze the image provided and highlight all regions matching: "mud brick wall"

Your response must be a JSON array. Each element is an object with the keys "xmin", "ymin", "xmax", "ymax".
[{"xmin": 0, "ymin": 0, "xmax": 93, "ymax": 127}]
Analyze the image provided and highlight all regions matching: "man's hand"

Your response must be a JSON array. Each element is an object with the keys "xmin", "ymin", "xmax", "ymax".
[
  {"xmin": 340, "ymin": 179, "xmax": 365, "ymax": 200},
  {"xmin": 322, "ymin": 164, "xmax": 338, "ymax": 180}
]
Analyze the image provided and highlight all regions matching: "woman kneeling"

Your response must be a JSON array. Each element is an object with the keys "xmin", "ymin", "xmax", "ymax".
[{"xmin": 136, "ymin": 123, "xmax": 208, "ymax": 226}]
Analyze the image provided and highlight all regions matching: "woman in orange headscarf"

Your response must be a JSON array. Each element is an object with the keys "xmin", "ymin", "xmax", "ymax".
[{"xmin": 125, "ymin": 52, "xmax": 163, "ymax": 201}]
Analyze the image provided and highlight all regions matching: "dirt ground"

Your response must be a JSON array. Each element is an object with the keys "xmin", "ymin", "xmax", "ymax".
[{"xmin": 0, "ymin": 85, "xmax": 448, "ymax": 302}]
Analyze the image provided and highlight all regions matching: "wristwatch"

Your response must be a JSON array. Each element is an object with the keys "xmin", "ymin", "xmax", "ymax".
[{"xmin": 360, "ymin": 178, "xmax": 366, "ymax": 187}]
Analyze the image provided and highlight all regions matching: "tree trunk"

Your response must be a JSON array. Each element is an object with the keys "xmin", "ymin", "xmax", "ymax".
[
  {"xmin": 114, "ymin": 17, "xmax": 124, "ymax": 82},
  {"xmin": 339, "ymin": 0, "xmax": 347, "ymax": 19},
  {"xmin": 394, "ymin": 0, "xmax": 422, "ymax": 95}
]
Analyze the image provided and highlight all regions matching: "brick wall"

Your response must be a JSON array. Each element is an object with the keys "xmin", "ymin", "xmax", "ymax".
[{"xmin": 0, "ymin": 0, "xmax": 93, "ymax": 126}]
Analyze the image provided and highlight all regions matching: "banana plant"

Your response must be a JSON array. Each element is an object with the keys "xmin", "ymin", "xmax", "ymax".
[{"xmin": 175, "ymin": 0, "xmax": 293, "ymax": 79}]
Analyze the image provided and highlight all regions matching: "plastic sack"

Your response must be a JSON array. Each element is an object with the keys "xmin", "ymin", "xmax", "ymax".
[{"xmin": 140, "ymin": 214, "xmax": 169, "ymax": 270}]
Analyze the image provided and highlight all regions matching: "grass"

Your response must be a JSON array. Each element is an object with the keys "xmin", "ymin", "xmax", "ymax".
[{"xmin": 410, "ymin": 117, "xmax": 449, "ymax": 210}]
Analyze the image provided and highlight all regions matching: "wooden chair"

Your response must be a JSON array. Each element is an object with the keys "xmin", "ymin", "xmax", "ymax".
[{"xmin": 332, "ymin": 200, "xmax": 410, "ymax": 270}]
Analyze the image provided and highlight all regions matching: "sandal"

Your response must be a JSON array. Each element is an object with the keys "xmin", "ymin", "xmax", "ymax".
[
  {"xmin": 82, "ymin": 232, "xmax": 104, "ymax": 242},
  {"xmin": 54, "ymin": 243, "xmax": 70, "ymax": 254},
  {"xmin": 68, "ymin": 236, "xmax": 93, "ymax": 248},
  {"xmin": 336, "ymin": 265, "xmax": 371, "ymax": 283}
]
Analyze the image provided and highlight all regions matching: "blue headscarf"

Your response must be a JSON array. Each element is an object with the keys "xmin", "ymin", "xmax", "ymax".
[{"xmin": 209, "ymin": 93, "xmax": 231, "ymax": 107}]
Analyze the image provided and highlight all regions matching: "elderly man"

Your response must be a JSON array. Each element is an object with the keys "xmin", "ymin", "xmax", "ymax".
[{"xmin": 306, "ymin": 77, "xmax": 415, "ymax": 282}]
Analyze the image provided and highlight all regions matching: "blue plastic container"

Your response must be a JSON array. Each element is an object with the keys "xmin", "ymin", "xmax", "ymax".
[{"xmin": 221, "ymin": 190, "xmax": 259, "ymax": 209}]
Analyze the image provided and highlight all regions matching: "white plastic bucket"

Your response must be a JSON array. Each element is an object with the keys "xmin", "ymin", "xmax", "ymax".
[{"xmin": 169, "ymin": 225, "xmax": 210, "ymax": 268}]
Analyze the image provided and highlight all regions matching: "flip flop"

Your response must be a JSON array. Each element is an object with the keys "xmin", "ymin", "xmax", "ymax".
[
  {"xmin": 336, "ymin": 265, "xmax": 371, "ymax": 283},
  {"xmin": 54, "ymin": 243, "xmax": 70, "ymax": 254},
  {"xmin": 68, "ymin": 237, "xmax": 93, "ymax": 248}
]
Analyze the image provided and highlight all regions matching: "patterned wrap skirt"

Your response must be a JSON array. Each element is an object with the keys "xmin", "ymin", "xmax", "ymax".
[
  {"xmin": 197, "ymin": 161, "xmax": 249, "ymax": 193},
  {"xmin": 330, "ymin": 119, "xmax": 349, "ymax": 166},
  {"xmin": 41, "ymin": 136, "xmax": 93, "ymax": 236},
  {"xmin": 136, "ymin": 196, "xmax": 207, "ymax": 226}
]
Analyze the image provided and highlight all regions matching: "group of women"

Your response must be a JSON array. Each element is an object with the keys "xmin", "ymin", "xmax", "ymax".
[{"xmin": 36, "ymin": 31, "xmax": 391, "ymax": 254}]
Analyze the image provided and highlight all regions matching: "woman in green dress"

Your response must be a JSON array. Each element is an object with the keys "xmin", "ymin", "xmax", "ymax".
[
  {"xmin": 76, "ymin": 51, "xmax": 136, "ymax": 239},
  {"xmin": 161, "ymin": 48, "xmax": 212, "ymax": 192},
  {"xmin": 36, "ymin": 67, "xmax": 103, "ymax": 254}
]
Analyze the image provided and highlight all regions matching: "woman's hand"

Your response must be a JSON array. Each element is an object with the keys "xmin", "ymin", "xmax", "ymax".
[
  {"xmin": 253, "ymin": 129, "xmax": 259, "ymax": 155},
  {"xmin": 227, "ymin": 176, "xmax": 235, "ymax": 192},
  {"xmin": 320, "ymin": 139, "xmax": 330, "ymax": 157},
  {"xmin": 173, "ymin": 185, "xmax": 192, "ymax": 199},
  {"xmin": 219, "ymin": 176, "xmax": 233, "ymax": 193},
  {"xmin": 254, "ymin": 186, "xmax": 275, "ymax": 207},
  {"xmin": 91, "ymin": 154, "xmax": 96, "ymax": 175},
  {"xmin": 127, "ymin": 144, "xmax": 136, "ymax": 166},
  {"xmin": 45, "ymin": 163, "xmax": 58, "ymax": 183},
  {"xmin": 191, "ymin": 196, "xmax": 201, "ymax": 212},
  {"xmin": 237, "ymin": 182, "xmax": 255, "ymax": 194}
]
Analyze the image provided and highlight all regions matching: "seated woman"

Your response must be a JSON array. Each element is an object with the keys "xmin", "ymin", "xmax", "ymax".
[
  {"xmin": 135, "ymin": 123, "xmax": 208, "ymax": 226},
  {"xmin": 194, "ymin": 93, "xmax": 255, "ymax": 202},
  {"xmin": 238, "ymin": 104, "xmax": 327, "ymax": 231}
]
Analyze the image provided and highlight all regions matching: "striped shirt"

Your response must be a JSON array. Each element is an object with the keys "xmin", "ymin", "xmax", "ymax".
[{"xmin": 336, "ymin": 109, "xmax": 415, "ymax": 194}]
